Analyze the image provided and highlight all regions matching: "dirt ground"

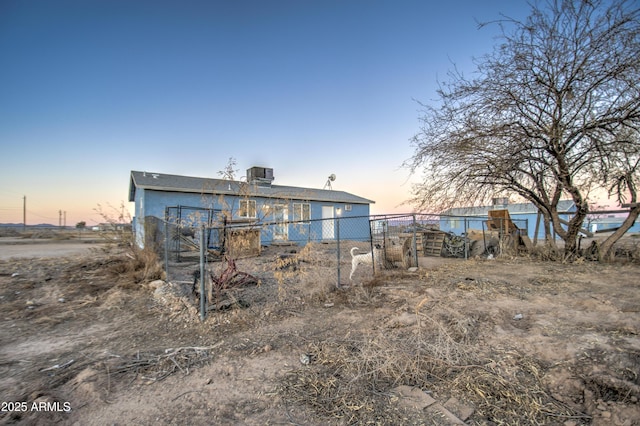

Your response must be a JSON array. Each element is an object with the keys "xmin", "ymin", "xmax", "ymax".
[
  {"xmin": 0, "ymin": 238, "xmax": 105, "ymax": 260},
  {"xmin": 0, "ymin": 240, "xmax": 639, "ymax": 425}
]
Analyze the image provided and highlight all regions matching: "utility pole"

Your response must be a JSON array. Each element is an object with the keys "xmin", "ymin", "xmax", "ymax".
[
  {"xmin": 23, "ymin": 196, "xmax": 26, "ymax": 232},
  {"xmin": 64, "ymin": 211, "xmax": 66, "ymax": 228},
  {"xmin": 59, "ymin": 210, "xmax": 62, "ymax": 227}
]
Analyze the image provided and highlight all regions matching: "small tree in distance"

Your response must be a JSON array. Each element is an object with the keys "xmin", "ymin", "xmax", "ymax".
[{"xmin": 406, "ymin": 0, "xmax": 640, "ymax": 259}]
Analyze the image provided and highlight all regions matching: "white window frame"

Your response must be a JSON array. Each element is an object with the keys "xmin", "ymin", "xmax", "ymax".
[
  {"xmin": 239, "ymin": 199, "xmax": 257, "ymax": 218},
  {"xmin": 293, "ymin": 202, "xmax": 311, "ymax": 223}
]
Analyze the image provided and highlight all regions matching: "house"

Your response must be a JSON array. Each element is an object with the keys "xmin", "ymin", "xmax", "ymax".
[
  {"xmin": 128, "ymin": 167, "xmax": 375, "ymax": 248},
  {"xmin": 440, "ymin": 198, "xmax": 640, "ymax": 239}
]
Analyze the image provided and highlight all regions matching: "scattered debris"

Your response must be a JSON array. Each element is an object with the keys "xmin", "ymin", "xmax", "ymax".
[
  {"xmin": 299, "ymin": 354, "xmax": 311, "ymax": 365},
  {"xmin": 40, "ymin": 359, "xmax": 75, "ymax": 372}
]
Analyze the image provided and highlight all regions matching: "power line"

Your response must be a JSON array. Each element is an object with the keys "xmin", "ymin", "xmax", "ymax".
[
  {"xmin": 26, "ymin": 210, "xmax": 59, "ymax": 221},
  {"xmin": 0, "ymin": 188, "xmax": 23, "ymax": 196}
]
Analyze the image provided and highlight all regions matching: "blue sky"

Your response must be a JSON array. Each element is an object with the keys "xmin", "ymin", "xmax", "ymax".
[{"xmin": 0, "ymin": 0, "xmax": 530, "ymax": 225}]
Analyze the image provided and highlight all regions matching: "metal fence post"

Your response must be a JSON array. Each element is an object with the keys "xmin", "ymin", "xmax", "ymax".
[
  {"xmin": 199, "ymin": 226, "xmax": 206, "ymax": 321},
  {"xmin": 464, "ymin": 217, "xmax": 468, "ymax": 259},
  {"xmin": 164, "ymin": 220, "xmax": 169, "ymax": 280},
  {"xmin": 336, "ymin": 214, "xmax": 341, "ymax": 287},
  {"xmin": 412, "ymin": 214, "xmax": 418, "ymax": 267},
  {"xmin": 369, "ymin": 217, "xmax": 377, "ymax": 275}
]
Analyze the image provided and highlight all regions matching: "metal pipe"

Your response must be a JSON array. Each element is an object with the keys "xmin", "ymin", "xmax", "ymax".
[
  {"xmin": 164, "ymin": 220, "xmax": 169, "ymax": 280},
  {"xmin": 412, "ymin": 214, "xmax": 418, "ymax": 267},
  {"xmin": 336, "ymin": 214, "xmax": 341, "ymax": 287},
  {"xmin": 199, "ymin": 226, "xmax": 206, "ymax": 321},
  {"xmin": 464, "ymin": 217, "xmax": 468, "ymax": 259}
]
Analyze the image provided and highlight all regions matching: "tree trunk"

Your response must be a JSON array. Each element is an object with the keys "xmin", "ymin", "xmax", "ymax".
[
  {"xmin": 542, "ymin": 211, "xmax": 556, "ymax": 248},
  {"xmin": 598, "ymin": 206, "xmax": 640, "ymax": 260},
  {"xmin": 564, "ymin": 210, "xmax": 588, "ymax": 254}
]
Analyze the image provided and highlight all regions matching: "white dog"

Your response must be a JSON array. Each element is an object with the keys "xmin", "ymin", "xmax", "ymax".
[{"xmin": 350, "ymin": 244, "xmax": 383, "ymax": 281}]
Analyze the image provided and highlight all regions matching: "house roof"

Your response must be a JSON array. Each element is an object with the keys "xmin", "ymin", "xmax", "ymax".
[
  {"xmin": 128, "ymin": 171, "xmax": 375, "ymax": 205},
  {"xmin": 443, "ymin": 199, "xmax": 576, "ymax": 217}
]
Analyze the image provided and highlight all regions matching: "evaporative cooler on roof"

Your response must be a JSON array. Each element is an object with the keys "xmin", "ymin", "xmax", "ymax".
[{"xmin": 247, "ymin": 167, "xmax": 274, "ymax": 186}]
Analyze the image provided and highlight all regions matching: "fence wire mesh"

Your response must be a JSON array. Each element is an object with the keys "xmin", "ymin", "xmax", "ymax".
[{"xmin": 142, "ymin": 211, "xmax": 534, "ymax": 319}]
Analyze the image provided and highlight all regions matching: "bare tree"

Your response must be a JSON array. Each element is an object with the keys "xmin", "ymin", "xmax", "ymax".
[
  {"xmin": 218, "ymin": 157, "xmax": 239, "ymax": 181},
  {"xmin": 407, "ymin": 0, "xmax": 640, "ymax": 257}
]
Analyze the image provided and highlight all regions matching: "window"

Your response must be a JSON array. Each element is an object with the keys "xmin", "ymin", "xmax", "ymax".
[
  {"xmin": 344, "ymin": 204, "xmax": 352, "ymax": 211},
  {"xmin": 239, "ymin": 200, "xmax": 256, "ymax": 218},
  {"xmin": 293, "ymin": 203, "xmax": 311, "ymax": 223}
]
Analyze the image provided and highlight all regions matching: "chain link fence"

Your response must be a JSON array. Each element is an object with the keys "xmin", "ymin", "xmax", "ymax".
[
  {"xmin": 154, "ymin": 214, "xmax": 374, "ymax": 285},
  {"xmin": 149, "ymin": 212, "xmax": 532, "ymax": 283},
  {"xmin": 141, "ymin": 211, "xmax": 532, "ymax": 319}
]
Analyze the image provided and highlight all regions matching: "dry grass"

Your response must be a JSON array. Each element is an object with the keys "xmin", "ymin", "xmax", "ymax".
[
  {"xmin": 279, "ymin": 318, "xmax": 584, "ymax": 425},
  {"xmin": 104, "ymin": 246, "xmax": 165, "ymax": 285},
  {"xmin": 276, "ymin": 258, "xmax": 594, "ymax": 425},
  {"xmin": 278, "ymin": 300, "xmax": 479, "ymax": 424},
  {"xmin": 270, "ymin": 242, "xmax": 338, "ymax": 302},
  {"xmin": 449, "ymin": 356, "xmax": 582, "ymax": 425}
]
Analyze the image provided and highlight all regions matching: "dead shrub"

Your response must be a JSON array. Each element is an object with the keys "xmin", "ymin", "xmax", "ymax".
[
  {"xmin": 613, "ymin": 240, "xmax": 640, "ymax": 264},
  {"xmin": 449, "ymin": 354, "xmax": 580, "ymax": 425},
  {"xmin": 528, "ymin": 244, "xmax": 564, "ymax": 261},
  {"xmin": 0, "ymin": 227, "xmax": 21, "ymax": 237},
  {"xmin": 105, "ymin": 246, "xmax": 165, "ymax": 286}
]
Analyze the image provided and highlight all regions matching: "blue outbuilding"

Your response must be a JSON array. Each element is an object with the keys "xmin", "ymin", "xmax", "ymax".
[
  {"xmin": 128, "ymin": 167, "xmax": 375, "ymax": 249},
  {"xmin": 440, "ymin": 199, "xmax": 640, "ymax": 239}
]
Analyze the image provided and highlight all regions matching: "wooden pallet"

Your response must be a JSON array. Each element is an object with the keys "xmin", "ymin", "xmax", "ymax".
[{"xmin": 421, "ymin": 231, "xmax": 446, "ymax": 257}]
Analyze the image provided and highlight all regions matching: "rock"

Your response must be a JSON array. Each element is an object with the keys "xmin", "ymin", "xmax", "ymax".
[
  {"xmin": 443, "ymin": 397, "xmax": 475, "ymax": 421},
  {"xmin": 408, "ymin": 267, "xmax": 418, "ymax": 272},
  {"xmin": 391, "ymin": 385, "xmax": 436, "ymax": 410},
  {"xmin": 148, "ymin": 279, "xmax": 165, "ymax": 290},
  {"xmin": 513, "ymin": 313, "xmax": 523, "ymax": 320},
  {"xmin": 428, "ymin": 404, "xmax": 466, "ymax": 425}
]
